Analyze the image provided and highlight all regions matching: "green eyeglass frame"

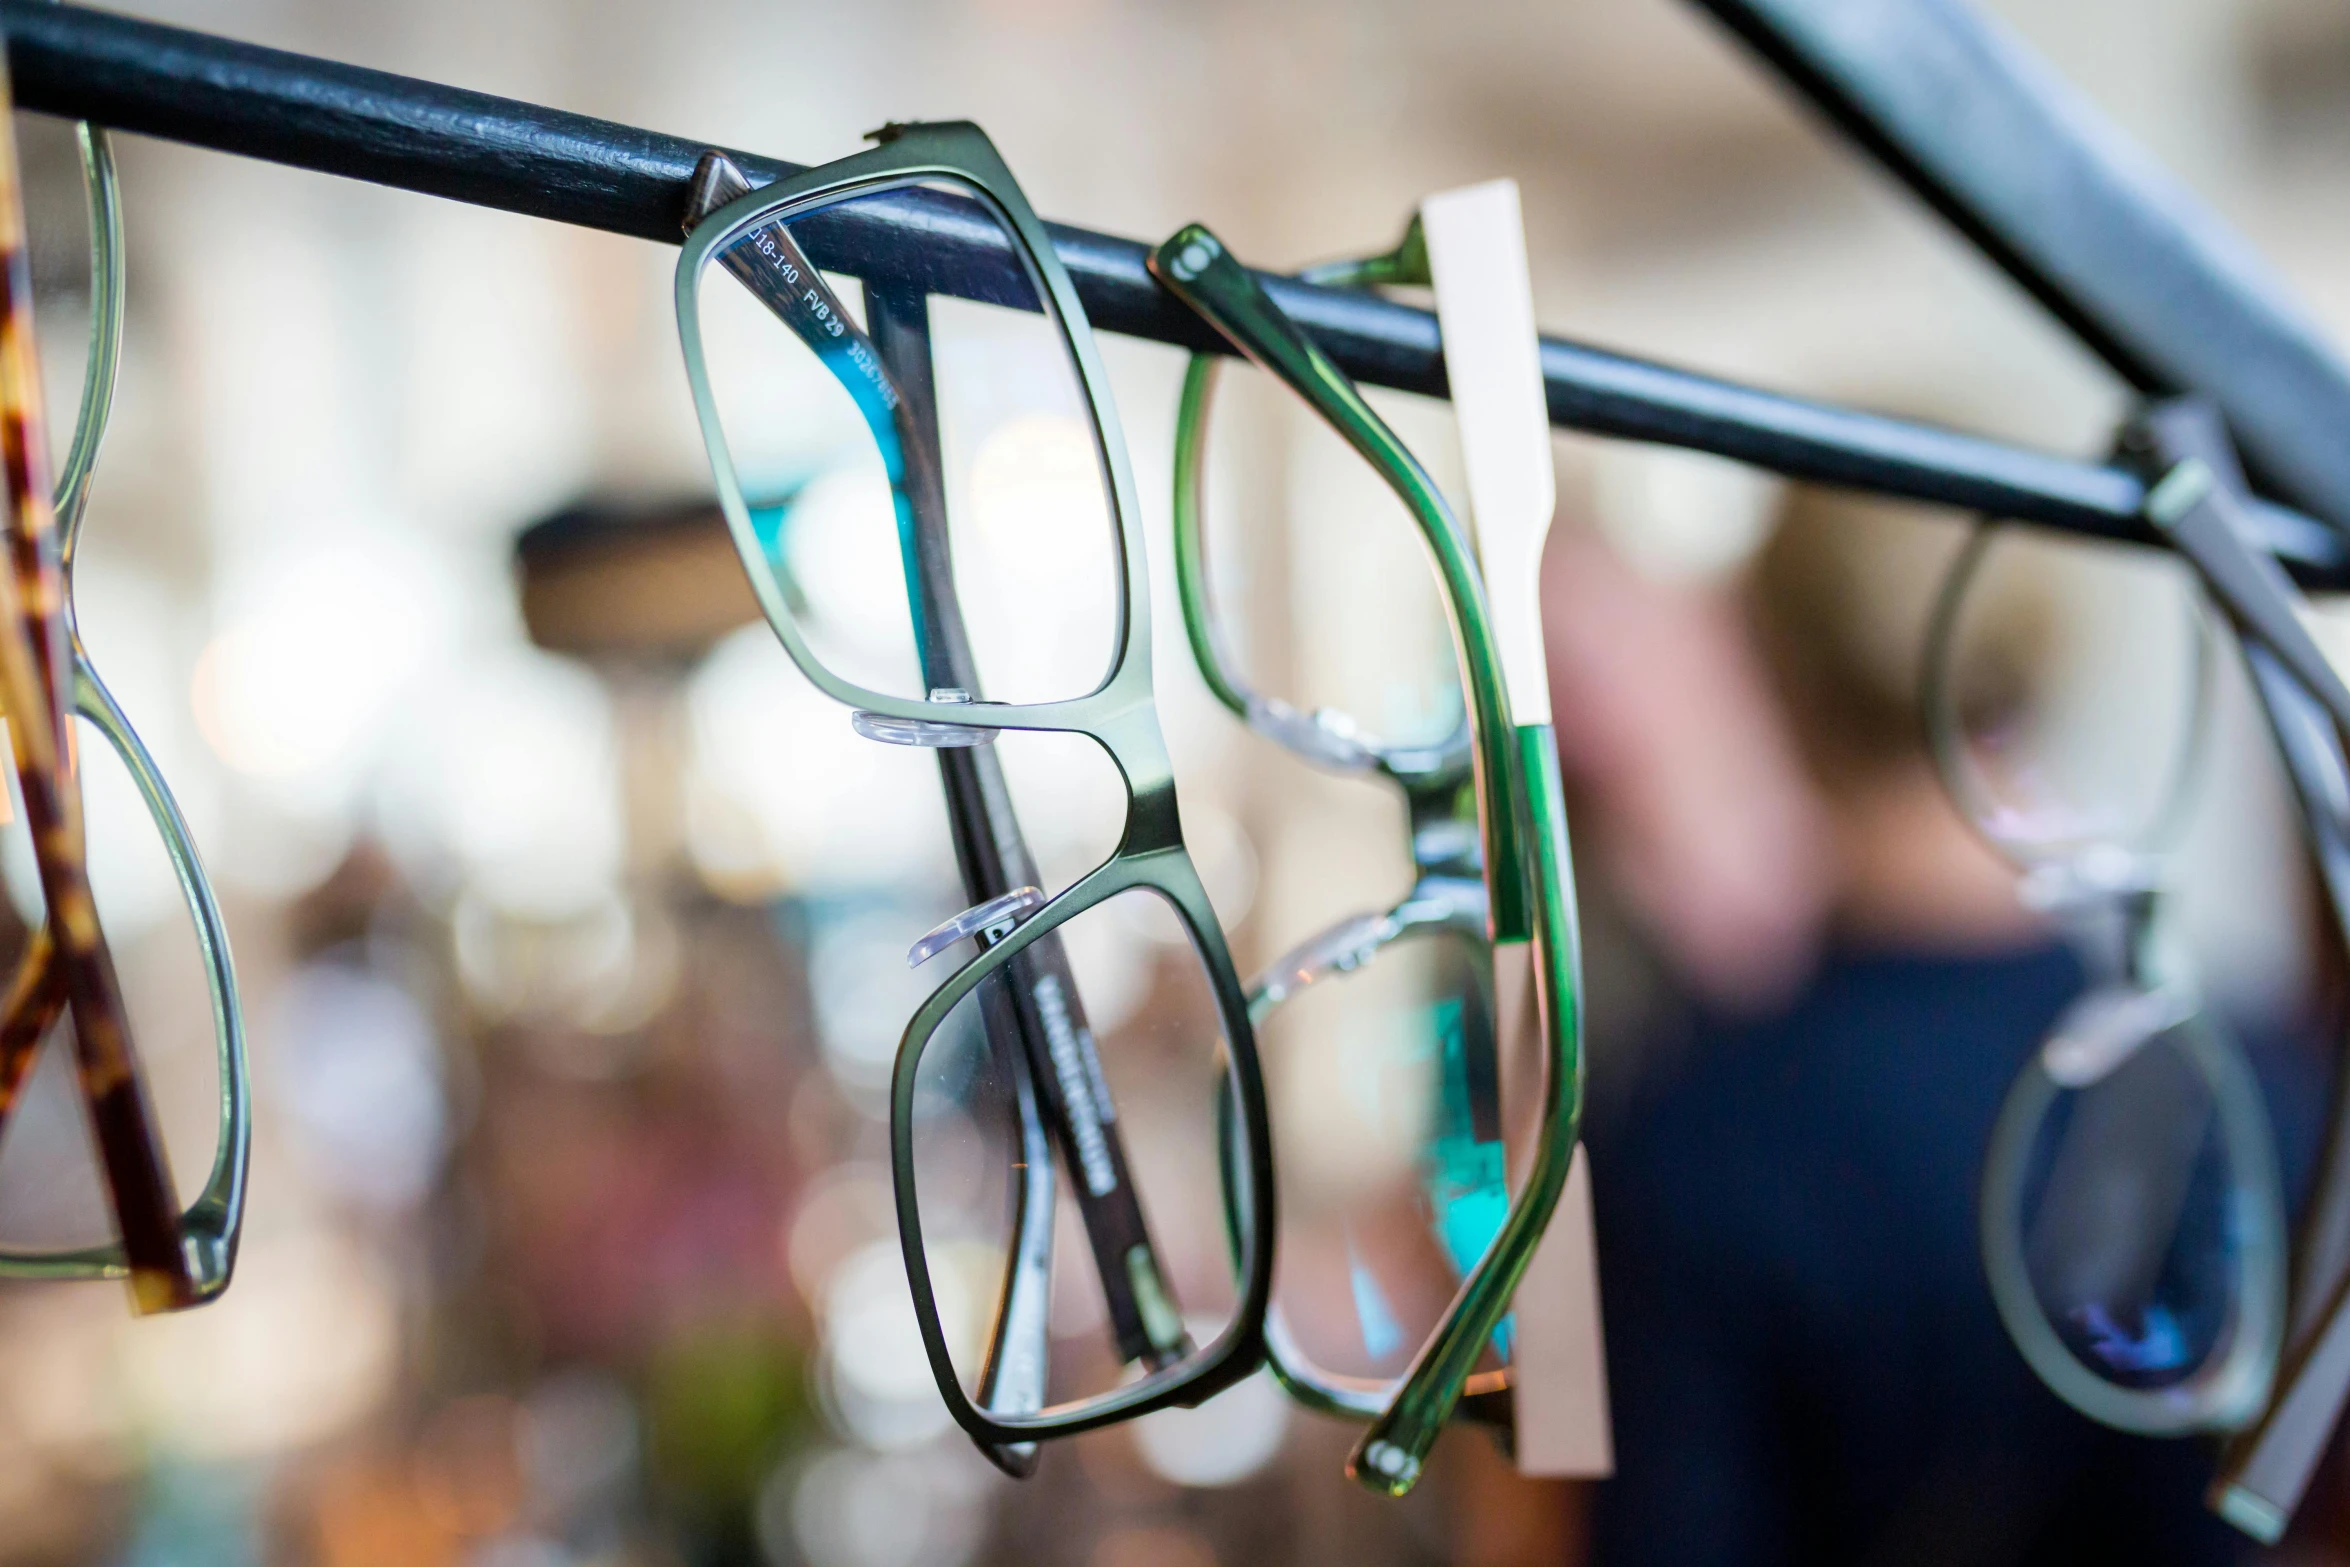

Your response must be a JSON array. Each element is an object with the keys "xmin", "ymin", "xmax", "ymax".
[{"xmin": 674, "ymin": 121, "xmax": 1276, "ymax": 1448}]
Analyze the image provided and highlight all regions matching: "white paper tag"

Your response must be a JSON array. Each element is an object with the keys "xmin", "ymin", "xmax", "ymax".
[
  {"xmin": 1421, "ymin": 179, "xmax": 1556, "ymax": 726},
  {"xmin": 1490, "ymin": 823, "xmax": 1611, "ymax": 1476}
]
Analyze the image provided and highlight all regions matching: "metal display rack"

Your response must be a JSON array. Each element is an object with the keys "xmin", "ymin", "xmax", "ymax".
[{"xmin": 4, "ymin": 0, "xmax": 2346, "ymax": 582}]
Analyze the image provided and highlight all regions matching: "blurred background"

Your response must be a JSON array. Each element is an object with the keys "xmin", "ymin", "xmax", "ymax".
[{"xmin": 3, "ymin": 0, "xmax": 2350, "ymax": 1562}]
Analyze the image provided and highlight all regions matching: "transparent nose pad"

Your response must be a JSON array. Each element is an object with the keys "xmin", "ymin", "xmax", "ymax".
[
  {"xmin": 907, "ymin": 886, "xmax": 1045, "ymax": 968},
  {"xmin": 851, "ymin": 688, "xmax": 1001, "ymax": 749},
  {"xmin": 1244, "ymin": 694, "xmax": 1381, "ymax": 774},
  {"xmin": 1249, "ymin": 911, "xmax": 1405, "ymax": 1016}
]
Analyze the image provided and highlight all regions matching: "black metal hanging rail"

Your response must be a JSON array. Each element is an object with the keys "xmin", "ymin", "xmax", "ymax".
[
  {"xmin": 1696, "ymin": 0, "xmax": 2350, "ymax": 545},
  {"xmin": 4, "ymin": 1, "xmax": 2342, "ymax": 582}
]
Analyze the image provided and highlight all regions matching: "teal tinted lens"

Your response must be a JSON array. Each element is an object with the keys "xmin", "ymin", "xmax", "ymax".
[
  {"xmin": 694, "ymin": 180, "xmax": 1122, "ymax": 706},
  {"xmin": 1258, "ymin": 925, "xmax": 1504, "ymax": 1383}
]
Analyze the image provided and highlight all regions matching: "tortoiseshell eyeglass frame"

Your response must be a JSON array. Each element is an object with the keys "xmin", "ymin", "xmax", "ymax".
[{"xmin": 0, "ymin": 75, "xmax": 247, "ymax": 1313}]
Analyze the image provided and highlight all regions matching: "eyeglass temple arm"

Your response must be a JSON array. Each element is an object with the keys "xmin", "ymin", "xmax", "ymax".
[
  {"xmin": 1352, "ymin": 183, "xmax": 1586, "ymax": 1493},
  {"xmin": 2130, "ymin": 400, "xmax": 2350, "ymax": 1538},
  {"xmin": 1149, "ymin": 226, "xmax": 1528, "ymax": 943},
  {"xmin": 2129, "ymin": 411, "xmax": 2350, "ymax": 742}
]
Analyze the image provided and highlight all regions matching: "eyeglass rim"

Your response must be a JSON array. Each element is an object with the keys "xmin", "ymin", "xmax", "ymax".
[
  {"xmin": 673, "ymin": 122, "xmax": 1158, "ymax": 739},
  {"xmin": 1234, "ymin": 902, "xmax": 1515, "ymax": 1428},
  {"xmin": 1173, "ymin": 351, "xmax": 1476, "ymax": 788},
  {"xmin": 1977, "ymin": 1005, "xmax": 2286, "ymax": 1434},
  {"xmin": 1920, "ymin": 517, "xmax": 2217, "ymax": 871},
  {"xmin": 889, "ymin": 848, "xmax": 1275, "ymax": 1444}
]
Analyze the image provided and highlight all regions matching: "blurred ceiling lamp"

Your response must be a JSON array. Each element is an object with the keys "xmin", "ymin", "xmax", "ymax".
[{"xmin": 514, "ymin": 496, "xmax": 761, "ymax": 664}]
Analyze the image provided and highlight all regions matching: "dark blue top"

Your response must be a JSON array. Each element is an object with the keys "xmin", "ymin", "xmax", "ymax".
[{"xmin": 1586, "ymin": 941, "xmax": 2328, "ymax": 1567}]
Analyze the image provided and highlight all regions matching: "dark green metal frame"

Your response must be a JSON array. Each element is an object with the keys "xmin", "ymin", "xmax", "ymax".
[{"xmin": 674, "ymin": 122, "xmax": 1273, "ymax": 1447}]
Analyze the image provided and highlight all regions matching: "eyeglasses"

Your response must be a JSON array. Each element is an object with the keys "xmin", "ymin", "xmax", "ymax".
[
  {"xmin": 1149, "ymin": 215, "xmax": 1584, "ymax": 1495},
  {"xmin": 1172, "ymin": 214, "xmax": 1507, "ymax": 1439},
  {"xmin": 0, "ymin": 87, "xmax": 248, "ymax": 1310},
  {"xmin": 2108, "ymin": 401, "xmax": 2350, "ymax": 1539},
  {"xmin": 673, "ymin": 122, "xmax": 1273, "ymax": 1457},
  {"xmin": 1922, "ymin": 455, "xmax": 2287, "ymax": 1434}
]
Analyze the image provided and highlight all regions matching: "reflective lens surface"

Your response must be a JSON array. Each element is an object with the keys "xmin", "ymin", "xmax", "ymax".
[
  {"xmin": 1989, "ymin": 1010, "xmax": 2281, "ymax": 1412},
  {"xmin": 0, "ymin": 711, "xmax": 222, "ymax": 1252},
  {"xmin": 1929, "ymin": 528, "xmax": 2205, "ymax": 862},
  {"xmin": 1184, "ymin": 359, "xmax": 1464, "ymax": 756},
  {"xmin": 694, "ymin": 179, "xmax": 1123, "ymax": 706},
  {"xmin": 1258, "ymin": 922, "xmax": 1504, "ymax": 1386},
  {"xmin": 906, "ymin": 888, "xmax": 1239, "ymax": 1418}
]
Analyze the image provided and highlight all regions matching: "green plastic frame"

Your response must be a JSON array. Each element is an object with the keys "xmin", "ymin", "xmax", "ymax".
[
  {"xmin": 1151, "ymin": 222, "xmax": 1583, "ymax": 1494},
  {"xmin": 1177, "ymin": 221, "xmax": 1524, "ymax": 1434},
  {"xmin": 674, "ymin": 122, "xmax": 1274, "ymax": 1447}
]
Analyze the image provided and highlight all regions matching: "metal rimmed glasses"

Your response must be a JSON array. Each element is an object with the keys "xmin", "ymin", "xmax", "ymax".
[
  {"xmin": 673, "ymin": 121, "xmax": 1273, "ymax": 1456},
  {"xmin": 1921, "ymin": 486, "xmax": 2286, "ymax": 1435},
  {"xmin": 0, "ymin": 77, "xmax": 247, "ymax": 1311}
]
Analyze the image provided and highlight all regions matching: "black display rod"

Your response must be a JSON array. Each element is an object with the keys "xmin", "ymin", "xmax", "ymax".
[{"xmin": 3, "ymin": 1, "xmax": 2340, "ymax": 581}]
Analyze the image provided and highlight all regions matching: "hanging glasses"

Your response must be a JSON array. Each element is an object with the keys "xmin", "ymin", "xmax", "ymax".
[
  {"xmin": 1922, "ymin": 504, "xmax": 2285, "ymax": 1434},
  {"xmin": 1152, "ymin": 217, "xmax": 1583, "ymax": 1494},
  {"xmin": 0, "ymin": 80, "xmax": 247, "ymax": 1310},
  {"xmin": 674, "ymin": 122, "xmax": 1272, "ymax": 1459},
  {"xmin": 1171, "ymin": 216, "xmax": 1511, "ymax": 1434}
]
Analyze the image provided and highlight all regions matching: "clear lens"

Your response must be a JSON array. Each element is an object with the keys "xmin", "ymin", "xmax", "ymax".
[
  {"xmin": 693, "ymin": 179, "xmax": 1123, "ymax": 706},
  {"xmin": 1929, "ymin": 529, "xmax": 2205, "ymax": 862},
  {"xmin": 0, "ymin": 711, "xmax": 222, "ymax": 1252},
  {"xmin": 1185, "ymin": 360, "xmax": 1464, "ymax": 754},
  {"xmin": 1258, "ymin": 922, "xmax": 1503, "ymax": 1384},
  {"xmin": 2010, "ymin": 1014, "xmax": 2267, "ymax": 1395},
  {"xmin": 905, "ymin": 888, "xmax": 1239, "ymax": 1417}
]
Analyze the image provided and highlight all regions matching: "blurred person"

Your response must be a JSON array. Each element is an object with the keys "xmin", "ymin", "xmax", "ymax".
[{"xmin": 1544, "ymin": 491, "xmax": 2332, "ymax": 1567}]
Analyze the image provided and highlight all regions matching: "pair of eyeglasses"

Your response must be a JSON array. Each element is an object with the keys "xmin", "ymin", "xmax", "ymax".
[
  {"xmin": 0, "ymin": 74, "xmax": 247, "ymax": 1310},
  {"xmin": 1922, "ymin": 489, "xmax": 2287, "ymax": 1437},
  {"xmin": 673, "ymin": 122, "xmax": 1274, "ymax": 1464},
  {"xmin": 1172, "ymin": 213, "xmax": 1509, "ymax": 1440},
  {"xmin": 2103, "ymin": 400, "xmax": 2350, "ymax": 1541},
  {"xmin": 1149, "ymin": 206, "xmax": 1585, "ymax": 1494}
]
